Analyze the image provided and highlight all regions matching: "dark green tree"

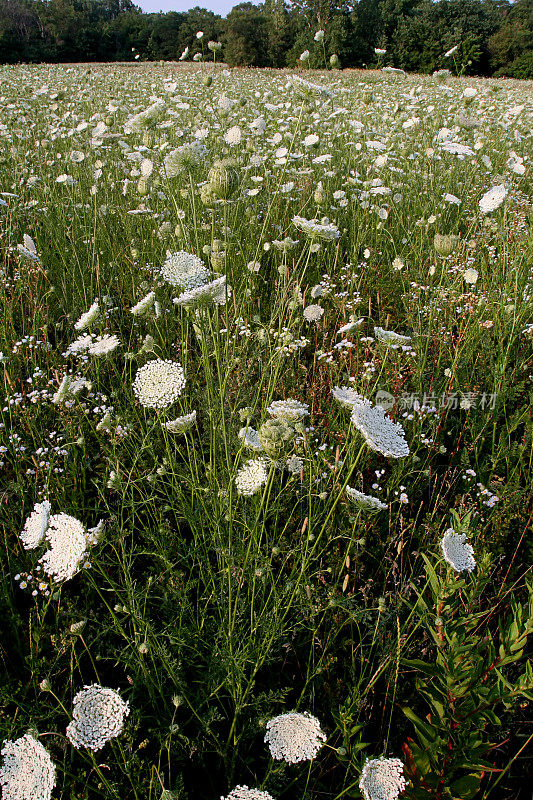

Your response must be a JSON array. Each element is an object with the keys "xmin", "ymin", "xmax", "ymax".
[
  {"xmin": 223, "ymin": 2, "xmax": 270, "ymax": 66},
  {"xmin": 489, "ymin": 0, "xmax": 533, "ymax": 77}
]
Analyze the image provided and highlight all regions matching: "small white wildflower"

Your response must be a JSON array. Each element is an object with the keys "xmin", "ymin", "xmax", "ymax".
[
  {"xmin": 164, "ymin": 411, "xmax": 197, "ymax": 435},
  {"xmin": 38, "ymin": 513, "xmax": 88, "ymax": 582},
  {"xmin": 131, "ymin": 291, "xmax": 156, "ymax": 316},
  {"xmin": 0, "ymin": 733, "xmax": 56, "ymax": 800},
  {"xmin": 74, "ymin": 300, "xmax": 99, "ymax": 331},
  {"xmin": 222, "ymin": 787, "xmax": 276, "ymax": 800},
  {"xmin": 66, "ymin": 685, "xmax": 129, "ymax": 751},
  {"xmin": 440, "ymin": 528, "xmax": 476, "ymax": 572},
  {"xmin": 337, "ymin": 319, "xmax": 364, "ymax": 335},
  {"xmin": 463, "ymin": 268, "xmax": 479, "ymax": 285},
  {"xmin": 286, "ymin": 455, "xmax": 304, "ymax": 475},
  {"xmin": 264, "ymin": 712, "xmax": 326, "ymax": 763},
  {"xmin": 479, "ymin": 184, "xmax": 507, "ymax": 214},
  {"xmin": 87, "ymin": 335, "xmax": 120, "ymax": 356},
  {"xmin": 161, "ymin": 251, "xmax": 209, "ymax": 290},
  {"xmin": 133, "ymin": 359, "xmax": 186, "ymax": 409},
  {"xmin": 346, "ymin": 487, "xmax": 387, "ymax": 513},
  {"xmin": 374, "ymin": 327, "xmax": 411, "ymax": 346},
  {"xmin": 303, "ymin": 304, "xmax": 324, "ymax": 323},
  {"xmin": 267, "ymin": 399, "xmax": 309, "ymax": 421},
  {"xmin": 235, "ymin": 458, "xmax": 269, "ymax": 496},
  {"xmin": 20, "ymin": 500, "xmax": 51, "ymax": 550},
  {"xmin": 359, "ymin": 756, "xmax": 406, "ymax": 800},
  {"xmin": 350, "ymin": 396, "xmax": 410, "ymax": 458}
]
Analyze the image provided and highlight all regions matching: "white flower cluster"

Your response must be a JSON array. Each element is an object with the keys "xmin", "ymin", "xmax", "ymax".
[
  {"xmin": 163, "ymin": 142, "xmax": 207, "ymax": 177},
  {"xmin": 124, "ymin": 99, "xmax": 166, "ymax": 133},
  {"xmin": 303, "ymin": 304, "xmax": 324, "ymax": 323},
  {"xmin": 160, "ymin": 251, "xmax": 209, "ymax": 290},
  {"xmin": 440, "ymin": 528, "xmax": 476, "ymax": 572},
  {"xmin": 479, "ymin": 184, "xmax": 507, "ymax": 214},
  {"xmin": 374, "ymin": 327, "xmax": 411, "ymax": 347},
  {"xmin": 38, "ymin": 513, "xmax": 88, "ymax": 582},
  {"xmin": 350, "ymin": 395, "xmax": 410, "ymax": 458},
  {"xmin": 221, "ymin": 788, "xmax": 275, "ymax": 800},
  {"xmin": 286, "ymin": 454, "xmax": 304, "ymax": 475},
  {"xmin": 0, "ymin": 734, "xmax": 56, "ymax": 800},
  {"xmin": 131, "ymin": 291, "xmax": 156, "ymax": 316},
  {"xmin": 239, "ymin": 426, "xmax": 263, "ymax": 451},
  {"xmin": 346, "ymin": 487, "xmax": 387, "ymax": 513},
  {"xmin": 74, "ymin": 299, "xmax": 99, "ymax": 331},
  {"xmin": 359, "ymin": 756, "xmax": 406, "ymax": 800},
  {"xmin": 291, "ymin": 74, "xmax": 332, "ymax": 98},
  {"xmin": 332, "ymin": 385, "xmax": 363, "ymax": 409},
  {"xmin": 292, "ymin": 215, "xmax": 340, "ymax": 241},
  {"xmin": 173, "ymin": 274, "xmax": 230, "ymax": 308},
  {"xmin": 87, "ymin": 334, "xmax": 120, "ymax": 356},
  {"xmin": 52, "ymin": 374, "xmax": 90, "ymax": 404},
  {"xmin": 65, "ymin": 334, "xmax": 93, "ymax": 356},
  {"xmin": 66, "ymin": 685, "xmax": 129, "ymax": 751},
  {"xmin": 20, "ymin": 500, "xmax": 51, "ymax": 550},
  {"xmin": 164, "ymin": 410, "xmax": 197, "ymax": 434},
  {"xmin": 264, "ymin": 712, "xmax": 326, "ymax": 763},
  {"xmin": 235, "ymin": 458, "xmax": 269, "ymax": 496},
  {"xmin": 267, "ymin": 399, "xmax": 309, "ymax": 421},
  {"xmin": 133, "ymin": 359, "xmax": 186, "ymax": 409}
]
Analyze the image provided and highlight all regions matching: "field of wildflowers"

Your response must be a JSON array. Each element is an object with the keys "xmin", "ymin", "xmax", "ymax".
[{"xmin": 0, "ymin": 61, "xmax": 532, "ymax": 800}]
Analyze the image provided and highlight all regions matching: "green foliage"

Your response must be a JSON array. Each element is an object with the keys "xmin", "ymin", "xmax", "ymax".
[
  {"xmin": 401, "ymin": 544, "xmax": 533, "ymax": 798},
  {"xmin": 1, "ymin": 0, "xmax": 532, "ymax": 76}
]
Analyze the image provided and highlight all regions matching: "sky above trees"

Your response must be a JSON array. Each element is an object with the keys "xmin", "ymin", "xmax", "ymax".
[{"xmin": 135, "ymin": 0, "xmax": 249, "ymax": 14}]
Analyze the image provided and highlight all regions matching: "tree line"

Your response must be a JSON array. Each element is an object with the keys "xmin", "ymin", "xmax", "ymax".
[{"xmin": 1, "ymin": 0, "xmax": 532, "ymax": 78}]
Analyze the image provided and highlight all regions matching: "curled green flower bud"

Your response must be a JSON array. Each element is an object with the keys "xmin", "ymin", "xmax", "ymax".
[
  {"xmin": 434, "ymin": 233, "xmax": 460, "ymax": 257},
  {"xmin": 258, "ymin": 418, "xmax": 294, "ymax": 460},
  {"xmin": 208, "ymin": 158, "xmax": 240, "ymax": 200}
]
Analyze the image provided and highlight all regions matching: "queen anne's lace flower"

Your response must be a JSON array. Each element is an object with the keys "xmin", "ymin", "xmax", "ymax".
[
  {"xmin": 164, "ymin": 411, "xmax": 197, "ymax": 434},
  {"xmin": 286, "ymin": 454, "xmax": 304, "ymax": 475},
  {"xmin": 346, "ymin": 487, "xmax": 387, "ymax": 513},
  {"xmin": 332, "ymin": 385, "xmax": 362, "ymax": 408},
  {"xmin": 222, "ymin": 788, "xmax": 275, "ymax": 800},
  {"xmin": 0, "ymin": 733, "xmax": 56, "ymax": 800},
  {"xmin": 87, "ymin": 334, "xmax": 120, "ymax": 356},
  {"xmin": 374, "ymin": 327, "xmax": 411, "ymax": 346},
  {"xmin": 160, "ymin": 251, "xmax": 209, "ymax": 290},
  {"xmin": 303, "ymin": 304, "xmax": 324, "ymax": 323},
  {"xmin": 338, "ymin": 319, "xmax": 364, "ymax": 335},
  {"xmin": 350, "ymin": 396, "xmax": 410, "ymax": 458},
  {"xmin": 133, "ymin": 359, "xmax": 186, "ymax": 409},
  {"xmin": 163, "ymin": 142, "xmax": 207, "ymax": 176},
  {"xmin": 74, "ymin": 299, "xmax": 99, "ymax": 331},
  {"xmin": 267, "ymin": 399, "xmax": 309, "ymax": 421},
  {"xmin": 264, "ymin": 712, "xmax": 326, "ymax": 763},
  {"xmin": 20, "ymin": 500, "xmax": 51, "ymax": 550},
  {"xmin": 124, "ymin": 99, "xmax": 166, "ymax": 134},
  {"xmin": 173, "ymin": 275, "xmax": 230, "ymax": 308},
  {"xmin": 359, "ymin": 756, "xmax": 406, "ymax": 800},
  {"xmin": 66, "ymin": 685, "xmax": 129, "ymax": 751},
  {"xmin": 479, "ymin": 184, "xmax": 507, "ymax": 214},
  {"xmin": 238, "ymin": 426, "xmax": 264, "ymax": 451},
  {"xmin": 292, "ymin": 215, "xmax": 340, "ymax": 241},
  {"xmin": 65, "ymin": 334, "xmax": 93, "ymax": 356},
  {"xmin": 440, "ymin": 528, "xmax": 476, "ymax": 572},
  {"xmin": 131, "ymin": 291, "xmax": 156, "ymax": 316},
  {"xmin": 235, "ymin": 458, "xmax": 269, "ymax": 496},
  {"xmin": 38, "ymin": 513, "xmax": 87, "ymax": 582}
]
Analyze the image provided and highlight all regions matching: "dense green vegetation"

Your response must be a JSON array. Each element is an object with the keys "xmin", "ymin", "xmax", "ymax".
[
  {"xmin": 0, "ymin": 61, "xmax": 532, "ymax": 800},
  {"xmin": 1, "ymin": 0, "xmax": 532, "ymax": 77}
]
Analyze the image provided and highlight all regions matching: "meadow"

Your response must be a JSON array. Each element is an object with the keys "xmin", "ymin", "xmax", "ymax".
[{"xmin": 0, "ymin": 60, "xmax": 532, "ymax": 800}]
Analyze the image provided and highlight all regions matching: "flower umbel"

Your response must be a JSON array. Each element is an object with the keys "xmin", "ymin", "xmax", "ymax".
[{"xmin": 264, "ymin": 712, "xmax": 326, "ymax": 763}]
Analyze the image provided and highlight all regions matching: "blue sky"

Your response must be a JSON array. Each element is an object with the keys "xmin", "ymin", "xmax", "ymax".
[{"xmin": 135, "ymin": 0, "xmax": 247, "ymax": 15}]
